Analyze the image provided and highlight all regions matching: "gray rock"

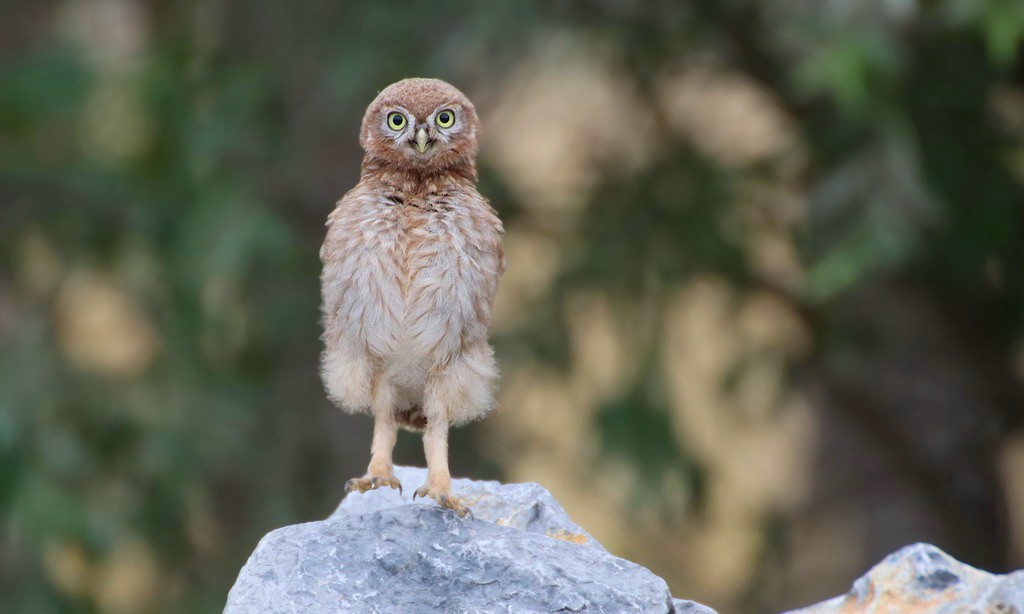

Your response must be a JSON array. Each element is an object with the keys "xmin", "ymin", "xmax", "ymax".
[
  {"xmin": 226, "ymin": 466, "xmax": 716, "ymax": 613},
  {"xmin": 227, "ymin": 507, "xmax": 670, "ymax": 613},
  {"xmin": 330, "ymin": 466, "xmax": 603, "ymax": 551},
  {"xmin": 787, "ymin": 542, "xmax": 1024, "ymax": 613}
]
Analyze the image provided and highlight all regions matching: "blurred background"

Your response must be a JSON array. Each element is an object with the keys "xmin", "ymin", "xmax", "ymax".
[{"xmin": 2, "ymin": 1, "xmax": 1024, "ymax": 612}]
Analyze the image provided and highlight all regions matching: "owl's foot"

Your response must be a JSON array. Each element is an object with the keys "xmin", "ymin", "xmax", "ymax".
[
  {"xmin": 413, "ymin": 483, "xmax": 471, "ymax": 518},
  {"xmin": 345, "ymin": 472, "xmax": 402, "ymax": 495}
]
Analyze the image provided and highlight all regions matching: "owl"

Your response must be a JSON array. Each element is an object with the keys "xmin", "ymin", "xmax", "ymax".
[{"xmin": 319, "ymin": 78, "xmax": 504, "ymax": 517}]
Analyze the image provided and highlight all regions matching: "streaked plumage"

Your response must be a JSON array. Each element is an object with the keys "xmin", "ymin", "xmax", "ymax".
[{"xmin": 320, "ymin": 78, "xmax": 504, "ymax": 515}]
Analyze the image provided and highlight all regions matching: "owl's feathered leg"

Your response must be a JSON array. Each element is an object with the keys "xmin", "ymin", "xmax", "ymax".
[
  {"xmin": 345, "ymin": 388, "xmax": 402, "ymax": 495},
  {"xmin": 413, "ymin": 418, "xmax": 469, "ymax": 517}
]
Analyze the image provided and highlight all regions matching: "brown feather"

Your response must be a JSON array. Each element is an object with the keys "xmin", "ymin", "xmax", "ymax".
[{"xmin": 320, "ymin": 78, "xmax": 504, "ymax": 428}]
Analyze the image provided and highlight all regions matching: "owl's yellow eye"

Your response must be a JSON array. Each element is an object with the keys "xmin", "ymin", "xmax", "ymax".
[
  {"xmin": 435, "ymin": 109, "xmax": 455, "ymax": 128},
  {"xmin": 387, "ymin": 112, "xmax": 406, "ymax": 131}
]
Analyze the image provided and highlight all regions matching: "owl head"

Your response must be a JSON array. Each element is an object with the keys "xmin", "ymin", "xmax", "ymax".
[{"xmin": 360, "ymin": 78, "xmax": 480, "ymax": 175}]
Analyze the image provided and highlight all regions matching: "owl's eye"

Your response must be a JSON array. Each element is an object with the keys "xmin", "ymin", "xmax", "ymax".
[
  {"xmin": 386, "ymin": 112, "xmax": 406, "ymax": 131},
  {"xmin": 435, "ymin": 109, "xmax": 455, "ymax": 128}
]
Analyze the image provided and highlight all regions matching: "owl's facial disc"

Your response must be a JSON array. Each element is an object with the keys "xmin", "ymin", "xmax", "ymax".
[
  {"xmin": 362, "ymin": 81, "xmax": 478, "ymax": 171},
  {"xmin": 403, "ymin": 106, "xmax": 462, "ymax": 156},
  {"xmin": 373, "ymin": 100, "xmax": 471, "ymax": 166}
]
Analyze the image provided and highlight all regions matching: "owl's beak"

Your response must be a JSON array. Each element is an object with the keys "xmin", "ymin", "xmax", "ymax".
[{"xmin": 415, "ymin": 128, "xmax": 430, "ymax": 153}]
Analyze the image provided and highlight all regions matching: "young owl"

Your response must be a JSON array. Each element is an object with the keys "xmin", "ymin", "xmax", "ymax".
[{"xmin": 320, "ymin": 78, "xmax": 504, "ymax": 517}]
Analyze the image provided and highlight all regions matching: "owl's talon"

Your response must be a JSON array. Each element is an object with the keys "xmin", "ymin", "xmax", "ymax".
[
  {"xmin": 413, "ymin": 484, "xmax": 470, "ymax": 518},
  {"xmin": 345, "ymin": 473, "xmax": 402, "ymax": 495}
]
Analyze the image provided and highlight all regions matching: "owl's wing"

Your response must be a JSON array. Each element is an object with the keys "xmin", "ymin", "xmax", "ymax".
[
  {"xmin": 319, "ymin": 200, "xmax": 347, "ymax": 264},
  {"xmin": 465, "ymin": 193, "xmax": 505, "ymax": 328},
  {"xmin": 319, "ymin": 187, "xmax": 378, "ymax": 350}
]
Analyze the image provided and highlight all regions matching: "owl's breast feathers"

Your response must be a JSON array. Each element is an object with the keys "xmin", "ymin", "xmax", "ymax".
[{"xmin": 320, "ymin": 177, "xmax": 504, "ymax": 372}]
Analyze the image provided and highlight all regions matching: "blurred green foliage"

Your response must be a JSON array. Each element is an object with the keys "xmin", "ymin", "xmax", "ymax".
[{"xmin": 1, "ymin": 1, "xmax": 1023, "ymax": 612}]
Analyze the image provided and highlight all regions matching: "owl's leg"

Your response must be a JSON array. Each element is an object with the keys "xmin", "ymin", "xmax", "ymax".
[
  {"xmin": 345, "ymin": 387, "xmax": 402, "ymax": 495},
  {"xmin": 413, "ymin": 418, "xmax": 469, "ymax": 517}
]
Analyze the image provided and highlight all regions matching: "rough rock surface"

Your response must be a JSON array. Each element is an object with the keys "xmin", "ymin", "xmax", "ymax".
[
  {"xmin": 226, "ymin": 466, "xmax": 713, "ymax": 613},
  {"xmin": 787, "ymin": 542, "xmax": 1024, "ymax": 613},
  {"xmin": 329, "ymin": 466, "xmax": 603, "ymax": 551}
]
